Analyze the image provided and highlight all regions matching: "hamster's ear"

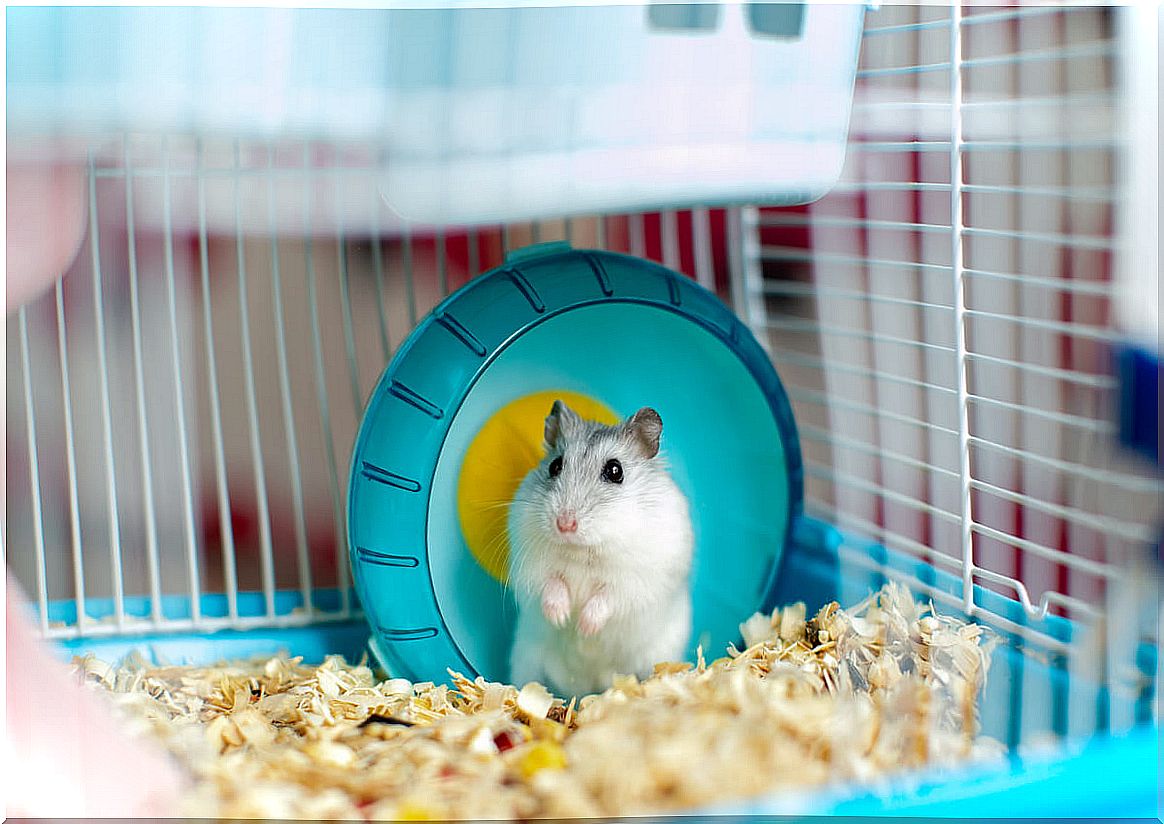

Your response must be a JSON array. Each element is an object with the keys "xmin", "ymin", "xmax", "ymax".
[
  {"xmin": 544, "ymin": 399, "xmax": 580, "ymax": 448},
  {"xmin": 626, "ymin": 407, "xmax": 663, "ymax": 458}
]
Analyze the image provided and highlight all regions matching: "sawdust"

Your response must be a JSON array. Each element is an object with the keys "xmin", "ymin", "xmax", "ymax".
[{"xmin": 74, "ymin": 582, "xmax": 1005, "ymax": 819}]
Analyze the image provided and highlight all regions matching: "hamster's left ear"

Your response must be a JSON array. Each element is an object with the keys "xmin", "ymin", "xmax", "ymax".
[
  {"xmin": 545, "ymin": 399, "xmax": 581, "ymax": 448},
  {"xmin": 626, "ymin": 407, "xmax": 663, "ymax": 458}
]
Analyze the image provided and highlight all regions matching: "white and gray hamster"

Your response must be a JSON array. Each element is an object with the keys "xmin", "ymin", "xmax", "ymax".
[{"xmin": 507, "ymin": 399, "xmax": 694, "ymax": 697}]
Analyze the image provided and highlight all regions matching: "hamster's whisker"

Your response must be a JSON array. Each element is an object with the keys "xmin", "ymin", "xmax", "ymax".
[
  {"xmin": 473, "ymin": 500, "xmax": 524, "ymax": 513},
  {"xmin": 504, "ymin": 535, "xmax": 531, "ymax": 594},
  {"xmin": 508, "ymin": 534, "xmax": 541, "ymax": 596},
  {"xmin": 469, "ymin": 528, "xmax": 512, "ymax": 570},
  {"xmin": 479, "ymin": 532, "xmax": 514, "ymax": 570},
  {"xmin": 472, "ymin": 494, "xmax": 540, "ymax": 510}
]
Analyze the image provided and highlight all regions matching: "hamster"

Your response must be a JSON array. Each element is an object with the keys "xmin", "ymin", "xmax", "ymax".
[{"xmin": 507, "ymin": 399, "xmax": 694, "ymax": 697}]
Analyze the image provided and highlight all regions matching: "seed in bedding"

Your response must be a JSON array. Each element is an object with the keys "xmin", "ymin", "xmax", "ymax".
[{"xmin": 518, "ymin": 740, "xmax": 568, "ymax": 778}]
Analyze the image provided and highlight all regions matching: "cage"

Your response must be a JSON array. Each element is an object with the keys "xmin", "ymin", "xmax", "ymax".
[{"xmin": 5, "ymin": 1, "xmax": 1161, "ymax": 819}]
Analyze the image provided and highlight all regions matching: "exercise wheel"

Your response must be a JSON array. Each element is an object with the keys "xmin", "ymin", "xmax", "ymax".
[{"xmin": 347, "ymin": 242, "xmax": 803, "ymax": 684}]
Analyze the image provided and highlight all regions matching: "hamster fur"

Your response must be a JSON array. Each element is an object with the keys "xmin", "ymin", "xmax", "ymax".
[{"xmin": 507, "ymin": 399, "xmax": 694, "ymax": 697}]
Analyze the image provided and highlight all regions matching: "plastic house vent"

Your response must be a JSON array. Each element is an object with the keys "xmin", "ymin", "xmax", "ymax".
[{"xmin": 648, "ymin": 2, "xmax": 806, "ymax": 39}]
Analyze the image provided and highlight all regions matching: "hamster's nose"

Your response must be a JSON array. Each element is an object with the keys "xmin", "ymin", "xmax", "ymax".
[{"xmin": 555, "ymin": 512, "xmax": 578, "ymax": 534}]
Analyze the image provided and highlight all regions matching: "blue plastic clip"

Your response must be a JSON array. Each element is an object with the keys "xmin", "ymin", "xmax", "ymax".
[{"xmin": 1115, "ymin": 342, "xmax": 1161, "ymax": 469}]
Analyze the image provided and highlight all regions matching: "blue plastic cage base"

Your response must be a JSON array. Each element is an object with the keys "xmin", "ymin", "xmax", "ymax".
[
  {"xmin": 42, "ymin": 516, "xmax": 1160, "ymax": 818},
  {"xmin": 48, "ymin": 588, "xmax": 370, "ymax": 668},
  {"xmin": 706, "ymin": 724, "xmax": 1160, "ymax": 819}
]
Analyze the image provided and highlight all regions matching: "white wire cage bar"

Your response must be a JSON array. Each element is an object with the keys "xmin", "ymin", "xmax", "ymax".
[{"xmin": 4, "ymin": 3, "xmax": 1160, "ymax": 748}]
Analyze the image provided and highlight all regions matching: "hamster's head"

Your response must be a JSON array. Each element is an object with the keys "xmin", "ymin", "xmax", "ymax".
[{"xmin": 513, "ymin": 399, "xmax": 672, "ymax": 552}]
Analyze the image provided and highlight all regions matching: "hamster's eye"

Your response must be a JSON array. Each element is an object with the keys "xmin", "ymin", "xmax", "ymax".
[
  {"xmin": 602, "ymin": 459, "xmax": 623, "ymax": 484},
  {"xmin": 548, "ymin": 456, "xmax": 563, "ymax": 478}
]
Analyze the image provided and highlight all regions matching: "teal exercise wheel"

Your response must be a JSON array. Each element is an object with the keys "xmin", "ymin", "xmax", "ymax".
[{"xmin": 347, "ymin": 242, "xmax": 803, "ymax": 684}]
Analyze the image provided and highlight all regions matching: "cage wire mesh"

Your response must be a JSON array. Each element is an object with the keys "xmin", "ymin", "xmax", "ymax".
[{"xmin": 5, "ymin": 3, "xmax": 1160, "ymax": 750}]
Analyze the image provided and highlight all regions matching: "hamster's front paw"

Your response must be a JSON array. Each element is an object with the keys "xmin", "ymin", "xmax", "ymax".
[
  {"xmin": 541, "ymin": 576, "xmax": 571, "ymax": 628},
  {"xmin": 577, "ymin": 592, "xmax": 612, "ymax": 637}
]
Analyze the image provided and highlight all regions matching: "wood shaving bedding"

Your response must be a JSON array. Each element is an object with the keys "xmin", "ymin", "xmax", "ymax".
[{"xmin": 74, "ymin": 583, "xmax": 1006, "ymax": 820}]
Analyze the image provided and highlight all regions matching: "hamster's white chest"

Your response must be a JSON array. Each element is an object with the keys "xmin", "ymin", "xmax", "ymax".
[{"xmin": 508, "ymin": 537, "xmax": 693, "ymax": 695}]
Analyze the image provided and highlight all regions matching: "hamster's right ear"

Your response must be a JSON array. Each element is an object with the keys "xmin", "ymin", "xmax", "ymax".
[
  {"xmin": 544, "ymin": 399, "xmax": 580, "ymax": 448},
  {"xmin": 626, "ymin": 407, "xmax": 663, "ymax": 458}
]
